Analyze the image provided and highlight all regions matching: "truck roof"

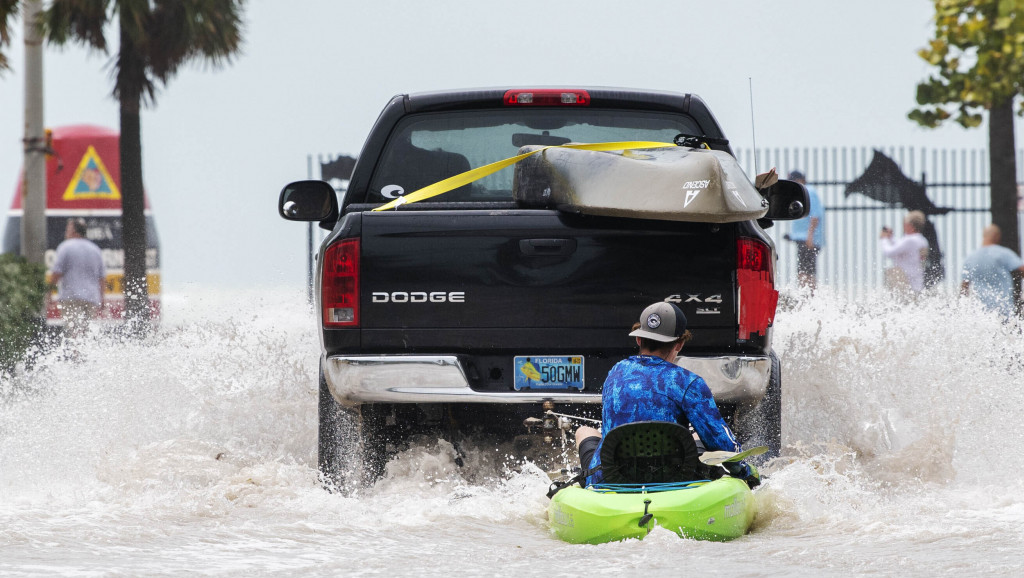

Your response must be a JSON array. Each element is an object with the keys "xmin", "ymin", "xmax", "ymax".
[
  {"xmin": 397, "ymin": 87, "xmax": 726, "ymax": 137},
  {"xmin": 343, "ymin": 87, "xmax": 734, "ymax": 213}
]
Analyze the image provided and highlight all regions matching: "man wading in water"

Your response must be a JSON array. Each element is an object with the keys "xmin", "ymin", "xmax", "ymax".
[
  {"xmin": 51, "ymin": 218, "xmax": 105, "ymax": 339},
  {"xmin": 574, "ymin": 302, "xmax": 760, "ymax": 488}
]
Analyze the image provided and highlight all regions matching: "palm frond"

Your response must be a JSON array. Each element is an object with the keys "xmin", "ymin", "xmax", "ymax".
[
  {"xmin": 0, "ymin": 0, "xmax": 20, "ymax": 72},
  {"xmin": 41, "ymin": 0, "xmax": 112, "ymax": 50},
  {"xmin": 1, "ymin": 0, "xmax": 20, "ymax": 43},
  {"xmin": 148, "ymin": 0, "xmax": 244, "ymax": 82}
]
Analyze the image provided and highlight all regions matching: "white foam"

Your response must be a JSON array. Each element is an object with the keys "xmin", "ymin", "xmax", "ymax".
[{"xmin": 1, "ymin": 287, "xmax": 1023, "ymax": 575}]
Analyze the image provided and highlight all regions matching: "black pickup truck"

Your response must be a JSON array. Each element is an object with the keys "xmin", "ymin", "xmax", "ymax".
[{"xmin": 278, "ymin": 88, "xmax": 807, "ymax": 486}]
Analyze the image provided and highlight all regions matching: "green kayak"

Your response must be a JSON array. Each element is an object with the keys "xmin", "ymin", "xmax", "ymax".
[{"xmin": 547, "ymin": 477, "xmax": 756, "ymax": 544}]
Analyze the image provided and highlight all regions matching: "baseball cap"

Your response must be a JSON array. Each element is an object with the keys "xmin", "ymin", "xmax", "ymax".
[
  {"xmin": 787, "ymin": 170, "xmax": 805, "ymax": 181},
  {"xmin": 628, "ymin": 302, "xmax": 688, "ymax": 342}
]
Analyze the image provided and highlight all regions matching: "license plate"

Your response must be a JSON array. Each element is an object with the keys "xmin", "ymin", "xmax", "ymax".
[{"xmin": 513, "ymin": 356, "xmax": 585, "ymax": 391}]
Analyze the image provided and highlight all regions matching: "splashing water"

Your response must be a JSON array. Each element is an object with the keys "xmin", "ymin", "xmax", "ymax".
[{"xmin": 2, "ymin": 287, "xmax": 1023, "ymax": 576}]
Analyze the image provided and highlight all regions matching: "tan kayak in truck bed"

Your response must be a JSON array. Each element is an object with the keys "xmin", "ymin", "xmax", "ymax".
[{"xmin": 512, "ymin": 145, "xmax": 769, "ymax": 223}]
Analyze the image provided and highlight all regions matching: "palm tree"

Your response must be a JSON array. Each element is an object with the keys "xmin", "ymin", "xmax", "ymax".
[{"xmin": 40, "ymin": 0, "xmax": 245, "ymax": 332}]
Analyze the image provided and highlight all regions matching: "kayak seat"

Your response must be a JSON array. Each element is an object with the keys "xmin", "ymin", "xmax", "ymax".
[{"xmin": 599, "ymin": 421, "xmax": 701, "ymax": 484}]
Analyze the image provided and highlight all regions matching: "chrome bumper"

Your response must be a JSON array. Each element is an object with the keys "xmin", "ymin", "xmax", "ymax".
[{"xmin": 323, "ymin": 354, "xmax": 769, "ymax": 406}]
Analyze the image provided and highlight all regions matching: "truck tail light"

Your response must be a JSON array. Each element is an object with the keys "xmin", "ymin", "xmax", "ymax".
[
  {"xmin": 736, "ymin": 237, "xmax": 777, "ymax": 340},
  {"xmin": 322, "ymin": 238, "xmax": 359, "ymax": 327},
  {"xmin": 503, "ymin": 89, "xmax": 590, "ymax": 106}
]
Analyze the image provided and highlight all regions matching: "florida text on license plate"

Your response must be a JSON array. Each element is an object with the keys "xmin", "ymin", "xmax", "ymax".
[{"xmin": 513, "ymin": 356, "xmax": 584, "ymax": 391}]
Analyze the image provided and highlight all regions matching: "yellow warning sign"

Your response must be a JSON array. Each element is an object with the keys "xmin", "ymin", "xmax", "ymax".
[{"xmin": 62, "ymin": 145, "xmax": 121, "ymax": 201}]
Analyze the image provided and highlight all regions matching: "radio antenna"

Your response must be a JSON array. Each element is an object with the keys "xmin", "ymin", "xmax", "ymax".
[{"xmin": 748, "ymin": 77, "xmax": 759, "ymax": 176}]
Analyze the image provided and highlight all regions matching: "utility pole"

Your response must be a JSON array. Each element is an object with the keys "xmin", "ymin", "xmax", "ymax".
[{"xmin": 21, "ymin": 0, "xmax": 46, "ymax": 265}]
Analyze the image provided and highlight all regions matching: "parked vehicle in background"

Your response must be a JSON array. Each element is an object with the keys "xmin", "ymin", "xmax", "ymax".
[
  {"xmin": 278, "ymin": 88, "xmax": 808, "ymax": 487},
  {"xmin": 3, "ymin": 125, "xmax": 161, "ymax": 328}
]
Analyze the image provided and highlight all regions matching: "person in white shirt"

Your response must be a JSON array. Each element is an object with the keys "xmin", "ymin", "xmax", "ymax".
[{"xmin": 880, "ymin": 210, "xmax": 930, "ymax": 294}]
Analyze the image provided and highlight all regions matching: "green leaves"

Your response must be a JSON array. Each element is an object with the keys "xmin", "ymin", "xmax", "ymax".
[
  {"xmin": 907, "ymin": 107, "xmax": 951, "ymax": 128},
  {"xmin": 41, "ymin": 0, "xmax": 113, "ymax": 50},
  {"xmin": 911, "ymin": 0, "xmax": 1024, "ymax": 128},
  {"xmin": 921, "ymin": 38, "xmax": 950, "ymax": 64},
  {"xmin": 997, "ymin": 0, "xmax": 1019, "ymax": 17},
  {"xmin": 0, "ymin": 0, "xmax": 22, "ymax": 72},
  {"xmin": 40, "ymin": 0, "xmax": 246, "ymax": 106},
  {"xmin": 0, "ymin": 253, "xmax": 47, "ymax": 373}
]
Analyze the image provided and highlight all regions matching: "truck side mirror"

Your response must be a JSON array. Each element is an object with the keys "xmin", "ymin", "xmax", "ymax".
[
  {"xmin": 761, "ymin": 180, "xmax": 809, "ymax": 221},
  {"xmin": 279, "ymin": 180, "xmax": 339, "ymax": 223}
]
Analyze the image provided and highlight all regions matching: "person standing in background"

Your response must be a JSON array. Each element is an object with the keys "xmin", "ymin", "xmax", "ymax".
[
  {"xmin": 880, "ymin": 210, "xmax": 929, "ymax": 295},
  {"xmin": 961, "ymin": 224, "xmax": 1024, "ymax": 318},
  {"xmin": 785, "ymin": 170, "xmax": 825, "ymax": 292},
  {"xmin": 50, "ymin": 218, "xmax": 106, "ymax": 338}
]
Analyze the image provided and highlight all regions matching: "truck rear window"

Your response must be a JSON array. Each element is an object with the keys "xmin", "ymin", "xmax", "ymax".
[{"xmin": 366, "ymin": 109, "xmax": 702, "ymax": 204}]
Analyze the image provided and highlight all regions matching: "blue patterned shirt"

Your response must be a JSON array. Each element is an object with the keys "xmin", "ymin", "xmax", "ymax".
[{"xmin": 586, "ymin": 355, "xmax": 740, "ymax": 485}]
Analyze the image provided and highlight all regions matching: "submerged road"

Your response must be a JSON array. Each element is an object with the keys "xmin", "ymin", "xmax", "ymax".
[{"xmin": 1, "ymin": 287, "xmax": 1022, "ymax": 576}]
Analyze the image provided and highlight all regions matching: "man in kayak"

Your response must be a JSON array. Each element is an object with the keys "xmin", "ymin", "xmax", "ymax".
[{"xmin": 574, "ymin": 301, "xmax": 760, "ymax": 488}]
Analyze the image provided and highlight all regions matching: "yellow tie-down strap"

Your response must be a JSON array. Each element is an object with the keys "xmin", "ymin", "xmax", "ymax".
[{"xmin": 373, "ymin": 140, "xmax": 680, "ymax": 211}]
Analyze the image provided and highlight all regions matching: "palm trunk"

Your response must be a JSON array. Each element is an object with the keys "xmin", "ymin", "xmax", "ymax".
[{"xmin": 119, "ymin": 17, "xmax": 149, "ymax": 334}]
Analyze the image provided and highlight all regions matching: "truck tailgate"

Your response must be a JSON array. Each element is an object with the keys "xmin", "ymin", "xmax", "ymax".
[{"xmin": 359, "ymin": 210, "xmax": 737, "ymax": 349}]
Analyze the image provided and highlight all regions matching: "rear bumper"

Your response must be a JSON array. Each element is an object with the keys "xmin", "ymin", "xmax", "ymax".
[{"xmin": 323, "ymin": 354, "xmax": 769, "ymax": 406}]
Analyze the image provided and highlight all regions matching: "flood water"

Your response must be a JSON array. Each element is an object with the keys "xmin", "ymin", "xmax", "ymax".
[{"xmin": 2, "ymin": 287, "xmax": 1023, "ymax": 577}]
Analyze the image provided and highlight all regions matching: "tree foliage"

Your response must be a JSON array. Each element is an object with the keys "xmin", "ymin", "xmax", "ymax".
[
  {"xmin": 41, "ymin": 0, "xmax": 245, "ymax": 106},
  {"xmin": 911, "ymin": 0, "xmax": 1024, "ymax": 127},
  {"xmin": 0, "ymin": 0, "xmax": 21, "ymax": 72},
  {"xmin": 0, "ymin": 253, "xmax": 46, "ymax": 373},
  {"xmin": 911, "ymin": 0, "xmax": 1023, "ymax": 262}
]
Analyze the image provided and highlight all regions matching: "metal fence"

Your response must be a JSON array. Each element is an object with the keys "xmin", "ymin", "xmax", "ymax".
[{"xmin": 735, "ymin": 147, "xmax": 1024, "ymax": 296}]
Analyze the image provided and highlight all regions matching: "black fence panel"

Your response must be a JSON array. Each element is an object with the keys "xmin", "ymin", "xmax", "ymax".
[{"xmin": 736, "ymin": 147, "xmax": 1023, "ymax": 295}]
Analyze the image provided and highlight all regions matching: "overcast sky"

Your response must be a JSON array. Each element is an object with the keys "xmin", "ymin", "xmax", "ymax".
[{"xmin": 0, "ymin": 0, "xmax": 1013, "ymax": 291}]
